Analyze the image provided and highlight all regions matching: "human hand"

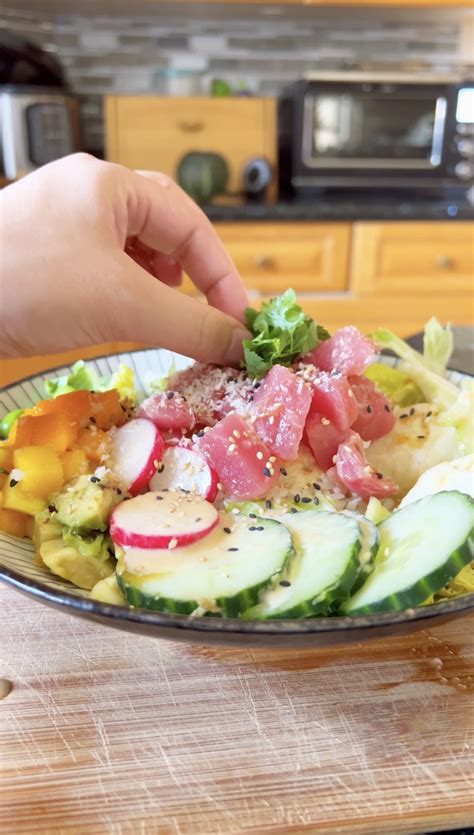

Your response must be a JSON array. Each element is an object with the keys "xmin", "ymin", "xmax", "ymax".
[{"xmin": 0, "ymin": 153, "xmax": 250, "ymax": 363}]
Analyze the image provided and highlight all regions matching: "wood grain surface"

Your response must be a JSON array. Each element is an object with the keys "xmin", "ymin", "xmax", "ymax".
[{"xmin": 1, "ymin": 583, "xmax": 473, "ymax": 835}]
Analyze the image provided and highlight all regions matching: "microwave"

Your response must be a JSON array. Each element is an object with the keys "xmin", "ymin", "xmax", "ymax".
[{"xmin": 279, "ymin": 74, "xmax": 474, "ymax": 198}]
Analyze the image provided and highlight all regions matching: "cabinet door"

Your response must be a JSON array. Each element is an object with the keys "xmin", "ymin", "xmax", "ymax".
[
  {"xmin": 352, "ymin": 222, "xmax": 474, "ymax": 296},
  {"xmin": 105, "ymin": 96, "xmax": 276, "ymax": 198},
  {"xmin": 214, "ymin": 222, "xmax": 350, "ymax": 293}
]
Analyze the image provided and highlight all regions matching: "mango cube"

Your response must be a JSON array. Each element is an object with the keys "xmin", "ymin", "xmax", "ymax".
[
  {"xmin": 60, "ymin": 448, "xmax": 90, "ymax": 482},
  {"xmin": 0, "ymin": 507, "xmax": 29, "ymax": 538},
  {"xmin": 13, "ymin": 446, "xmax": 63, "ymax": 498},
  {"xmin": 2, "ymin": 480, "xmax": 46, "ymax": 516}
]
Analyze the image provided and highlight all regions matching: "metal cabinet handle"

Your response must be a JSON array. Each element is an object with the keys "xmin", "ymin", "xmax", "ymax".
[
  {"xmin": 254, "ymin": 254, "xmax": 275, "ymax": 269},
  {"xmin": 436, "ymin": 255, "xmax": 453, "ymax": 269},
  {"xmin": 177, "ymin": 121, "xmax": 204, "ymax": 133}
]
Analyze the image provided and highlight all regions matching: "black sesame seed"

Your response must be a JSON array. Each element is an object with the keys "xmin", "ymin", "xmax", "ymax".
[
  {"xmin": 120, "ymin": 404, "xmax": 127, "ymax": 412},
  {"xmin": 384, "ymin": 404, "xmax": 391, "ymax": 413},
  {"xmin": 294, "ymin": 493, "xmax": 300, "ymax": 504},
  {"xmin": 157, "ymin": 464, "xmax": 165, "ymax": 474},
  {"xmin": 9, "ymin": 478, "xmax": 18, "ymax": 488},
  {"xmin": 257, "ymin": 526, "xmax": 264, "ymax": 531},
  {"xmin": 410, "ymin": 407, "xmax": 415, "ymax": 416},
  {"xmin": 90, "ymin": 476, "xmax": 100, "ymax": 483},
  {"xmin": 155, "ymin": 495, "xmax": 164, "ymax": 501},
  {"xmin": 195, "ymin": 517, "xmax": 202, "ymax": 522},
  {"xmin": 265, "ymin": 499, "xmax": 272, "ymax": 509},
  {"xmin": 223, "ymin": 527, "xmax": 231, "ymax": 534},
  {"xmin": 366, "ymin": 405, "xmax": 372, "ymax": 414},
  {"xmin": 290, "ymin": 507, "xmax": 298, "ymax": 514},
  {"xmin": 313, "ymin": 496, "xmax": 320, "ymax": 505},
  {"xmin": 254, "ymin": 382, "xmax": 261, "ymax": 390},
  {"xmin": 166, "ymin": 391, "xmax": 175, "ymax": 399},
  {"xmin": 280, "ymin": 467, "xmax": 287, "ymax": 476},
  {"xmin": 301, "ymin": 497, "xmax": 311, "ymax": 504},
  {"xmin": 227, "ymin": 375, "xmax": 235, "ymax": 383},
  {"xmin": 263, "ymin": 466, "xmax": 271, "ymax": 477},
  {"xmin": 279, "ymin": 580, "xmax": 291, "ymax": 587},
  {"xmin": 249, "ymin": 526, "xmax": 258, "ymax": 531},
  {"xmin": 90, "ymin": 416, "xmax": 96, "ymax": 424},
  {"xmin": 375, "ymin": 472, "xmax": 383, "ymax": 479},
  {"xmin": 115, "ymin": 488, "xmax": 122, "ymax": 495},
  {"xmin": 227, "ymin": 547, "xmax": 239, "ymax": 552},
  {"xmin": 417, "ymin": 434, "xmax": 426, "ymax": 440},
  {"xmin": 426, "ymin": 410, "xmax": 432, "ymax": 418},
  {"xmin": 48, "ymin": 505, "xmax": 56, "ymax": 513},
  {"xmin": 313, "ymin": 482, "xmax": 321, "ymax": 491},
  {"xmin": 399, "ymin": 413, "xmax": 408, "ymax": 420},
  {"xmin": 248, "ymin": 395, "xmax": 254, "ymax": 402},
  {"xmin": 249, "ymin": 513, "xmax": 257, "ymax": 519}
]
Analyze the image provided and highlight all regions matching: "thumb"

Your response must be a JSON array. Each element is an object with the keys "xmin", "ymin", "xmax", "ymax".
[{"xmin": 111, "ymin": 254, "xmax": 251, "ymax": 365}]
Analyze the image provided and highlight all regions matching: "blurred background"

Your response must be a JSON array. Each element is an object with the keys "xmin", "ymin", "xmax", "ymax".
[{"xmin": 1, "ymin": 0, "xmax": 473, "ymax": 344}]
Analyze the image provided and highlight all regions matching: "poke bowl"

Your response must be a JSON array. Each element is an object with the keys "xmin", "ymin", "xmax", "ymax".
[{"xmin": 0, "ymin": 293, "xmax": 473, "ymax": 648}]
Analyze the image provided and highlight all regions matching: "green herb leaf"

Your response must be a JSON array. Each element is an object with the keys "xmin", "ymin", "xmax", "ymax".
[{"xmin": 242, "ymin": 289, "xmax": 329, "ymax": 378}]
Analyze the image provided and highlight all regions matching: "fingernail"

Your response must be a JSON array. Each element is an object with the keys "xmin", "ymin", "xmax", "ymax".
[{"xmin": 225, "ymin": 327, "xmax": 251, "ymax": 364}]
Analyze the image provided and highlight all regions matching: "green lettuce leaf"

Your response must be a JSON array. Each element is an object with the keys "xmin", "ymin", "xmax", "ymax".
[
  {"xmin": 423, "ymin": 317, "xmax": 453, "ymax": 376},
  {"xmin": 242, "ymin": 289, "xmax": 329, "ymax": 378},
  {"xmin": 364, "ymin": 363, "xmax": 424, "ymax": 407},
  {"xmin": 369, "ymin": 328, "xmax": 459, "ymax": 410},
  {"xmin": 44, "ymin": 360, "xmax": 137, "ymax": 403}
]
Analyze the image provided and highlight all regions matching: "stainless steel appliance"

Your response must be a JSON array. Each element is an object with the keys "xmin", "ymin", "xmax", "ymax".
[
  {"xmin": 279, "ymin": 73, "xmax": 474, "ymax": 198},
  {"xmin": 0, "ymin": 32, "xmax": 81, "ymax": 180}
]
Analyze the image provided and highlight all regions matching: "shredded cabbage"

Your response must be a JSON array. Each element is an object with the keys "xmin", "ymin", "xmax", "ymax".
[{"xmin": 423, "ymin": 317, "xmax": 453, "ymax": 376}]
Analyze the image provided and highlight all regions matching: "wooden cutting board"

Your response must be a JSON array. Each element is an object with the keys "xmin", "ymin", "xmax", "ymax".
[{"xmin": 1, "ymin": 583, "xmax": 473, "ymax": 835}]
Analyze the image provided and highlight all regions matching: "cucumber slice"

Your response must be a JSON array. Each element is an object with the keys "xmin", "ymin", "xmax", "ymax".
[
  {"xmin": 243, "ymin": 511, "xmax": 361, "ymax": 619},
  {"xmin": 342, "ymin": 491, "xmax": 474, "ymax": 615},
  {"xmin": 341, "ymin": 511, "xmax": 380, "ymax": 593},
  {"xmin": 116, "ymin": 513, "xmax": 292, "ymax": 617}
]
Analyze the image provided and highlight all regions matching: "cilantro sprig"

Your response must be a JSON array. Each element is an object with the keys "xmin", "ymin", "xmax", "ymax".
[{"xmin": 242, "ymin": 289, "xmax": 330, "ymax": 379}]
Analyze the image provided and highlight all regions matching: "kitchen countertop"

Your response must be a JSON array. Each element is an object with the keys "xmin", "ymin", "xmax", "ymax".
[{"xmin": 204, "ymin": 197, "xmax": 474, "ymax": 222}]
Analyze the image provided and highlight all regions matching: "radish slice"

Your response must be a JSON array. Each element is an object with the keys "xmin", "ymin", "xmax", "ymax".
[
  {"xmin": 110, "ymin": 490, "xmax": 219, "ymax": 549},
  {"xmin": 111, "ymin": 418, "xmax": 164, "ymax": 496},
  {"xmin": 149, "ymin": 445, "xmax": 219, "ymax": 501}
]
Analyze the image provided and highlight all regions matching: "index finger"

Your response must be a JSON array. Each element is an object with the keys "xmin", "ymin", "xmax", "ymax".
[{"xmin": 125, "ymin": 168, "xmax": 249, "ymax": 322}]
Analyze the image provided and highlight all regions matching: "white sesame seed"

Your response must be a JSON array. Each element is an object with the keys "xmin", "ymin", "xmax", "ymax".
[
  {"xmin": 168, "ymin": 538, "xmax": 178, "ymax": 550},
  {"xmin": 256, "ymin": 451, "xmax": 264, "ymax": 460},
  {"xmin": 269, "ymin": 415, "xmax": 275, "ymax": 425},
  {"xmin": 216, "ymin": 483, "xmax": 222, "ymax": 491},
  {"xmin": 269, "ymin": 456, "xmax": 276, "ymax": 462},
  {"xmin": 321, "ymin": 417, "xmax": 330, "ymax": 426},
  {"xmin": 228, "ymin": 443, "xmax": 236, "ymax": 452},
  {"xmin": 233, "ymin": 430, "xmax": 241, "ymax": 438},
  {"xmin": 384, "ymin": 547, "xmax": 390, "ymax": 557}
]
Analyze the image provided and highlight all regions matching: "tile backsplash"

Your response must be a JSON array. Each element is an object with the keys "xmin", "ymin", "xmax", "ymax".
[{"xmin": 1, "ymin": 3, "xmax": 468, "ymax": 156}]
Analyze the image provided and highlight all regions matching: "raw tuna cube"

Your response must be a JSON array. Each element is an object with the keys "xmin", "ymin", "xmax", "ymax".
[
  {"xmin": 305, "ymin": 411, "xmax": 347, "ymax": 471},
  {"xmin": 137, "ymin": 392, "xmax": 195, "ymax": 433},
  {"xmin": 305, "ymin": 326, "xmax": 375, "ymax": 376},
  {"xmin": 196, "ymin": 413, "xmax": 279, "ymax": 500},
  {"xmin": 250, "ymin": 365, "xmax": 312, "ymax": 460},
  {"xmin": 310, "ymin": 372, "xmax": 358, "ymax": 432},
  {"xmin": 334, "ymin": 432, "xmax": 398, "ymax": 499},
  {"xmin": 348, "ymin": 375, "xmax": 396, "ymax": 441}
]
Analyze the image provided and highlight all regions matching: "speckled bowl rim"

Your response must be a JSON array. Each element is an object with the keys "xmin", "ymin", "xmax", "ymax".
[{"xmin": 1, "ymin": 347, "xmax": 473, "ymax": 639}]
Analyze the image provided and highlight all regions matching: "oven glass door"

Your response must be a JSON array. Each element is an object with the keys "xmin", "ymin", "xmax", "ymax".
[{"xmin": 303, "ymin": 92, "xmax": 447, "ymax": 169}]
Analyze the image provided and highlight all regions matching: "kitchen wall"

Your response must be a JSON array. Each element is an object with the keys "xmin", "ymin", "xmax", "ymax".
[{"xmin": 1, "ymin": 3, "xmax": 471, "ymax": 156}]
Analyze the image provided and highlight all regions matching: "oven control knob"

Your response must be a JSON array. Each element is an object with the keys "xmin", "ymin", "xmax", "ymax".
[
  {"xmin": 457, "ymin": 138, "xmax": 474, "ymax": 157},
  {"xmin": 454, "ymin": 161, "xmax": 474, "ymax": 180}
]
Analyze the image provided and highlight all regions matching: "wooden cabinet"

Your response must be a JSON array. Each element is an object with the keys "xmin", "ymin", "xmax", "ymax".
[
  {"xmin": 105, "ymin": 96, "xmax": 277, "ymax": 199},
  {"xmin": 216, "ymin": 222, "xmax": 350, "ymax": 293},
  {"xmin": 352, "ymin": 222, "xmax": 474, "ymax": 296}
]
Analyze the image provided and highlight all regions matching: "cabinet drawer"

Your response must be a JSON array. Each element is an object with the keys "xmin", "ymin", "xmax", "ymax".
[
  {"xmin": 215, "ymin": 222, "xmax": 350, "ymax": 293},
  {"xmin": 352, "ymin": 222, "xmax": 474, "ymax": 295},
  {"xmin": 105, "ymin": 96, "xmax": 276, "ymax": 198}
]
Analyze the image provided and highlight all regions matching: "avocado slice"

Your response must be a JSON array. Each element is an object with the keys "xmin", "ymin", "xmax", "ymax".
[
  {"xmin": 33, "ymin": 510, "xmax": 63, "ymax": 547},
  {"xmin": 53, "ymin": 475, "xmax": 119, "ymax": 532},
  {"xmin": 90, "ymin": 573, "xmax": 126, "ymax": 605},
  {"xmin": 40, "ymin": 539, "xmax": 115, "ymax": 590}
]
